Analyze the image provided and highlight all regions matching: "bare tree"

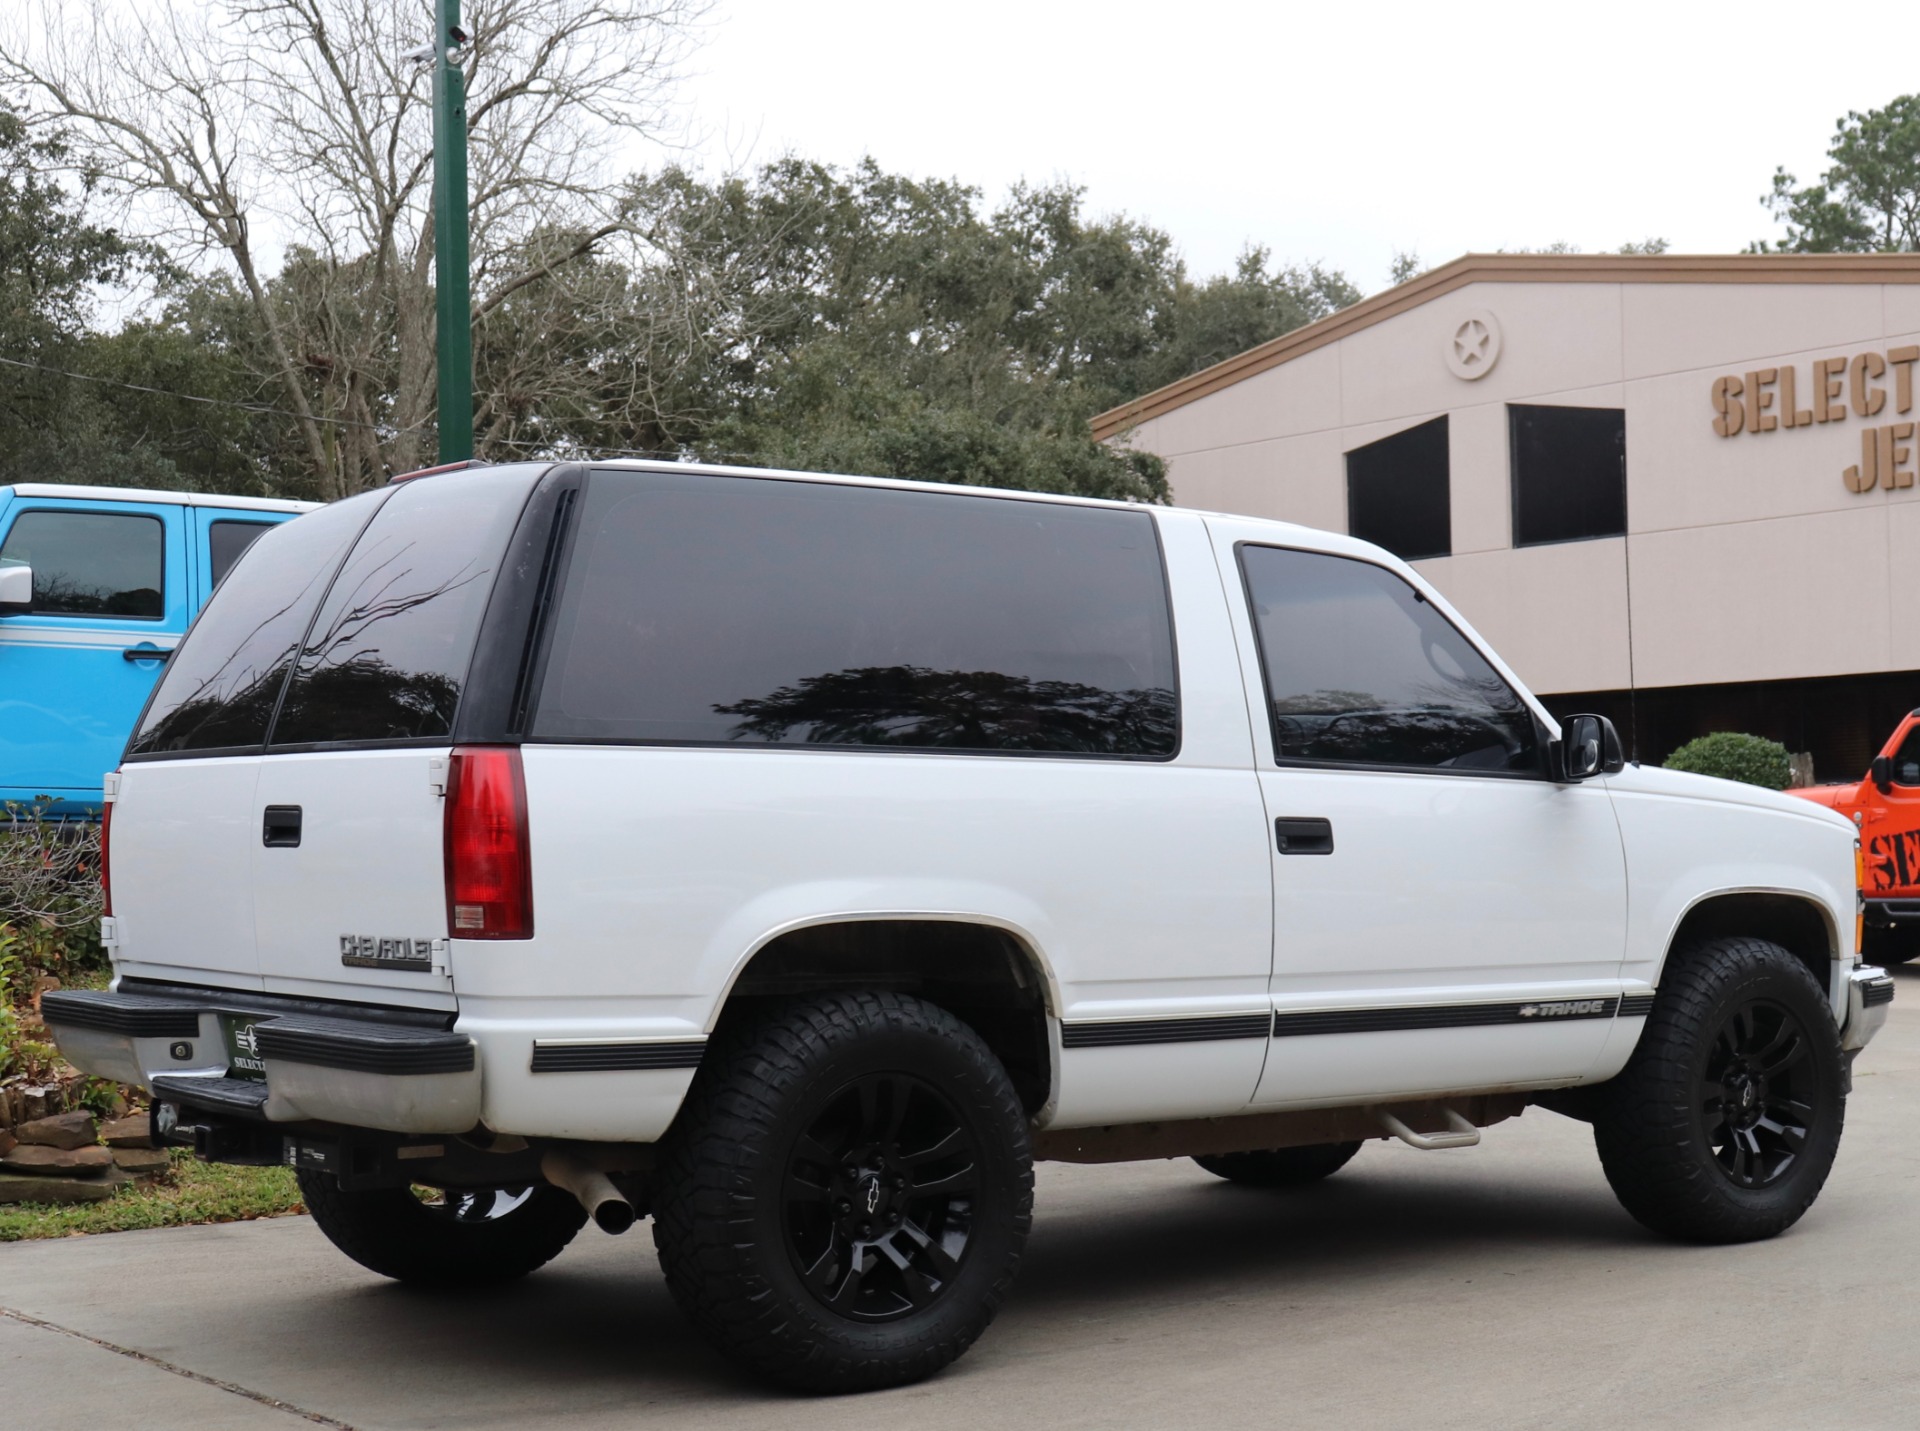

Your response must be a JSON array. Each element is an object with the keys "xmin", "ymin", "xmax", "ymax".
[{"xmin": 0, "ymin": 0, "xmax": 704, "ymax": 495}]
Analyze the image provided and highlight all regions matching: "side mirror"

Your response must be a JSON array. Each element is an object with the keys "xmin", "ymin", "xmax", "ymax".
[
  {"xmin": 0, "ymin": 563, "xmax": 30, "ymax": 616},
  {"xmin": 1559, "ymin": 713, "xmax": 1625, "ymax": 782},
  {"xmin": 1871, "ymin": 754, "xmax": 1893, "ymax": 794}
]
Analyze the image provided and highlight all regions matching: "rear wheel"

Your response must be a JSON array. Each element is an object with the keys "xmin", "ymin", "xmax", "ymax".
[
  {"xmin": 297, "ymin": 1174, "xmax": 586, "ymax": 1287},
  {"xmin": 652, "ymin": 991, "xmax": 1032, "ymax": 1392},
  {"xmin": 1592, "ymin": 936, "xmax": 1845, "ymax": 1243},
  {"xmin": 1193, "ymin": 1141, "xmax": 1362, "ymax": 1187}
]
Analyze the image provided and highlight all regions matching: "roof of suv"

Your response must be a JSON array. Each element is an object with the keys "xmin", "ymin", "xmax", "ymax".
[
  {"xmin": 582, "ymin": 457, "xmax": 1354, "ymax": 554},
  {"xmin": 2, "ymin": 483, "xmax": 320, "ymax": 514}
]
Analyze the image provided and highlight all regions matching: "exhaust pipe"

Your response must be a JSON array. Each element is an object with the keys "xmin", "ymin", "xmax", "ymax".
[{"xmin": 541, "ymin": 1150, "xmax": 635, "ymax": 1234}]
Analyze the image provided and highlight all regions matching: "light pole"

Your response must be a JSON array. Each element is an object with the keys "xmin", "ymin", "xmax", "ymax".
[{"xmin": 430, "ymin": 0, "xmax": 472, "ymax": 463}]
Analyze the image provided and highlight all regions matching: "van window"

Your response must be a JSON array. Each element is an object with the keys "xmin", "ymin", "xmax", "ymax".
[
  {"xmin": 1239, "ymin": 544, "xmax": 1538, "ymax": 774},
  {"xmin": 207, "ymin": 520, "xmax": 274, "ymax": 587},
  {"xmin": 0, "ymin": 510, "xmax": 164, "ymax": 619},
  {"xmin": 267, "ymin": 468, "xmax": 535, "ymax": 747},
  {"xmin": 128, "ymin": 496, "xmax": 385, "ymax": 756},
  {"xmin": 532, "ymin": 471, "xmax": 1179, "ymax": 757}
]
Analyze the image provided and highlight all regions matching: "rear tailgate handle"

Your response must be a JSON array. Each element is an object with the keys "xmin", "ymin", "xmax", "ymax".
[
  {"xmin": 1275, "ymin": 817, "xmax": 1334, "ymax": 855},
  {"xmin": 262, "ymin": 805, "xmax": 303, "ymax": 848}
]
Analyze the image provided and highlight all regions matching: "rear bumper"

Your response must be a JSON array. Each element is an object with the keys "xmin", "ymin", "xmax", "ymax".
[
  {"xmin": 1844, "ymin": 965, "xmax": 1896, "ymax": 1053},
  {"xmin": 41, "ymin": 988, "xmax": 481, "ymax": 1135}
]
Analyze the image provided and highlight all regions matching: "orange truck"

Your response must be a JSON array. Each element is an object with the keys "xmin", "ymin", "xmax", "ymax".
[{"xmin": 1788, "ymin": 711, "xmax": 1920, "ymax": 963}]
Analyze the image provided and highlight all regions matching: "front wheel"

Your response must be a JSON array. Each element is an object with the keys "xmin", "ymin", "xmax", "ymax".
[
  {"xmin": 297, "ymin": 1175, "xmax": 587, "ymax": 1286},
  {"xmin": 652, "ymin": 991, "xmax": 1033, "ymax": 1392},
  {"xmin": 1592, "ymin": 936, "xmax": 1845, "ymax": 1243}
]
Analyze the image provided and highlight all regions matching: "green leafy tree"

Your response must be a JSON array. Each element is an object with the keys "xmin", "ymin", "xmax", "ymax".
[
  {"xmin": 1762, "ymin": 96, "xmax": 1920, "ymax": 252},
  {"xmin": 1663, "ymin": 732, "xmax": 1792, "ymax": 790},
  {"xmin": 615, "ymin": 159, "xmax": 1358, "ymax": 500}
]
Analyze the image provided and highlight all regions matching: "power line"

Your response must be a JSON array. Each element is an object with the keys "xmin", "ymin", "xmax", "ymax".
[
  {"xmin": 0, "ymin": 352, "xmax": 429, "ymax": 436},
  {"xmin": 0, "ymin": 349, "xmax": 775, "ymax": 469}
]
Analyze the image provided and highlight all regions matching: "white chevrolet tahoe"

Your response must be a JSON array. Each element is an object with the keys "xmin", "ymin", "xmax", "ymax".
[{"xmin": 44, "ymin": 461, "xmax": 1894, "ymax": 1391}]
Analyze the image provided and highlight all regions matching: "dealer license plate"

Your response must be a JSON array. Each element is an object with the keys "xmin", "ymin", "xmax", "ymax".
[{"xmin": 221, "ymin": 1014, "xmax": 268, "ymax": 1082}]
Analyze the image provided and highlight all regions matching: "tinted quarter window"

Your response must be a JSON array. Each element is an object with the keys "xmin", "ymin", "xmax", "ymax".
[
  {"xmin": 129, "ymin": 495, "xmax": 384, "ymax": 755},
  {"xmin": 1345, "ymin": 417, "xmax": 1450, "ymax": 561},
  {"xmin": 1239, "ymin": 545, "xmax": 1538, "ymax": 774},
  {"xmin": 269, "ymin": 468, "xmax": 538, "ymax": 746},
  {"xmin": 1509, "ymin": 404, "xmax": 1626, "ymax": 547},
  {"xmin": 533, "ymin": 471, "xmax": 1179, "ymax": 757},
  {"xmin": 0, "ymin": 510, "xmax": 163, "ymax": 619},
  {"xmin": 207, "ymin": 520, "xmax": 273, "ymax": 588}
]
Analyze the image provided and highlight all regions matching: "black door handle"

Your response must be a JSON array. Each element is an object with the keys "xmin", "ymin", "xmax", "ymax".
[
  {"xmin": 262, "ymin": 805, "xmax": 302, "ymax": 848},
  {"xmin": 123, "ymin": 644, "xmax": 170, "ymax": 662},
  {"xmin": 1275, "ymin": 817, "xmax": 1334, "ymax": 855}
]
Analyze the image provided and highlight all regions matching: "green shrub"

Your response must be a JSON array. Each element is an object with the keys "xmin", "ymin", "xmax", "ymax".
[{"xmin": 1663, "ymin": 732, "xmax": 1792, "ymax": 790}]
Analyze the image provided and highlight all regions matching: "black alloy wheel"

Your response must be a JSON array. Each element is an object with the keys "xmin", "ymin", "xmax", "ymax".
[
  {"xmin": 781, "ymin": 1072, "xmax": 980, "ymax": 1321},
  {"xmin": 651, "ymin": 990, "xmax": 1032, "ymax": 1392},
  {"xmin": 1592, "ymin": 935, "xmax": 1845, "ymax": 1244},
  {"xmin": 1698, "ymin": 999, "xmax": 1817, "ymax": 1190}
]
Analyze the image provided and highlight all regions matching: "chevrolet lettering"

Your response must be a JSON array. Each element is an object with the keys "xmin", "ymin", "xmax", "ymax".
[
  {"xmin": 42, "ymin": 459, "xmax": 1894, "ymax": 1393},
  {"xmin": 339, "ymin": 935, "xmax": 435, "ymax": 972}
]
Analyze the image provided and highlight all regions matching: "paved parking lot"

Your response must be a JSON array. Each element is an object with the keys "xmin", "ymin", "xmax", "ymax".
[{"xmin": 7, "ymin": 965, "xmax": 1919, "ymax": 1431}]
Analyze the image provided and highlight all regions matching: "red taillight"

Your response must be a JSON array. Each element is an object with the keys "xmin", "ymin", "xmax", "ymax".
[
  {"xmin": 444, "ymin": 746, "xmax": 532, "ymax": 939},
  {"xmin": 100, "ymin": 794, "xmax": 113, "ymax": 918}
]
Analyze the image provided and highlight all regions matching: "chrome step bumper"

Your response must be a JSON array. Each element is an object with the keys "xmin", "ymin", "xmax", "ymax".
[{"xmin": 42, "ymin": 987, "xmax": 481, "ymax": 1135}]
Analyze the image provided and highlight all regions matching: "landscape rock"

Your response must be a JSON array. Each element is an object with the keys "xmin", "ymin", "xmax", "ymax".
[
  {"xmin": 100, "ymin": 1115, "xmax": 155, "ymax": 1149},
  {"xmin": 15, "ymin": 1110, "xmax": 99, "ymax": 1149},
  {"xmin": 0, "ymin": 1171, "xmax": 118, "ymax": 1204},
  {"xmin": 0, "ymin": 1128, "xmax": 13, "ymax": 1158},
  {"xmin": 2, "ymin": 1143, "xmax": 113, "ymax": 1174},
  {"xmin": 110, "ymin": 1146, "xmax": 171, "ymax": 1175}
]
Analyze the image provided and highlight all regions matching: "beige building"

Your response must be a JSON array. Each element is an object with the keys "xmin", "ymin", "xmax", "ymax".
[{"xmin": 1096, "ymin": 252, "xmax": 1920, "ymax": 780}]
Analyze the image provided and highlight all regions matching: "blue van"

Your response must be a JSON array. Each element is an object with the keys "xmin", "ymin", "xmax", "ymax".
[{"xmin": 0, "ymin": 483, "xmax": 317, "ymax": 814}]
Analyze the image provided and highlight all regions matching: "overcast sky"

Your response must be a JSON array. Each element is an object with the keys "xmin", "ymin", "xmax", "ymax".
[{"xmin": 664, "ymin": 0, "xmax": 1920, "ymax": 292}]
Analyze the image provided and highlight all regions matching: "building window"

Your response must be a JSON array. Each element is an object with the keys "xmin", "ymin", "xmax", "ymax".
[
  {"xmin": 1509, "ymin": 404, "xmax": 1626, "ymax": 547},
  {"xmin": 1345, "ymin": 416, "xmax": 1450, "ymax": 561}
]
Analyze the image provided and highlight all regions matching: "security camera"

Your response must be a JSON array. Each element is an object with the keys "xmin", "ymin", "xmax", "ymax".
[{"xmin": 402, "ymin": 40, "xmax": 437, "ymax": 64}]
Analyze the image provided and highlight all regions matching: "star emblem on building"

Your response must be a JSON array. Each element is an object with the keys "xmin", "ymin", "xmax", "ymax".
[{"xmin": 1453, "ymin": 319, "xmax": 1491, "ymax": 366}]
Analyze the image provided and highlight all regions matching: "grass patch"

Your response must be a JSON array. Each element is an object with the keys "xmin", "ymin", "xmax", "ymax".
[{"xmin": 0, "ymin": 1151, "xmax": 304, "ymax": 1241}]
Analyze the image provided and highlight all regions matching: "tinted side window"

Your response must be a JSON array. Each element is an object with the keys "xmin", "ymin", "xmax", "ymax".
[
  {"xmin": 533, "ymin": 472, "xmax": 1178, "ymax": 757},
  {"xmin": 1345, "ymin": 416, "xmax": 1451, "ymax": 561},
  {"xmin": 1893, "ymin": 727, "xmax": 1920, "ymax": 787},
  {"xmin": 0, "ymin": 510, "xmax": 164, "ymax": 619},
  {"xmin": 1509, "ymin": 404, "xmax": 1627, "ymax": 547},
  {"xmin": 208, "ymin": 520, "xmax": 274, "ymax": 588},
  {"xmin": 1239, "ymin": 545, "xmax": 1539, "ymax": 774},
  {"xmin": 129, "ymin": 496, "xmax": 385, "ymax": 755},
  {"xmin": 268, "ymin": 469, "xmax": 537, "ymax": 746}
]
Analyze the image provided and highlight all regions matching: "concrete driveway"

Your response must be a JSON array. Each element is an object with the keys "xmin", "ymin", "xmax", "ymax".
[{"xmin": 7, "ymin": 966, "xmax": 1919, "ymax": 1431}]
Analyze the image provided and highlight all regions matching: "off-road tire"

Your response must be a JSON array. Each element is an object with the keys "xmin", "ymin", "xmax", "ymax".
[
  {"xmin": 297, "ymin": 1174, "xmax": 586, "ymax": 1287},
  {"xmin": 1592, "ymin": 936, "xmax": 1845, "ymax": 1243},
  {"xmin": 652, "ymin": 991, "xmax": 1033, "ymax": 1393},
  {"xmin": 1193, "ymin": 1141, "xmax": 1362, "ymax": 1186}
]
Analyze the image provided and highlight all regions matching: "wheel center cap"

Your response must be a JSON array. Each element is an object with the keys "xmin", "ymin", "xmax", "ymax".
[{"xmin": 864, "ymin": 1176, "xmax": 882, "ymax": 1215}]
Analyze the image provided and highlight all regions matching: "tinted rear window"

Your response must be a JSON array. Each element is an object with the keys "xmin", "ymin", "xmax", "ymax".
[
  {"xmin": 532, "ymin": 472, "xmax": 1178, "ymax": 756},
  {"xmin": 1, "ymin": 510, "xmax": 164, "ymax": 619},
  {"xmin": 128, "ymin": 496, "xmax": 385, "ymax": 755},
  {"xmin": 268, "ymin": 468, "xmax": 538, "ymax": 747},
  {"xmin": 207, "ymin": 520, "xmax": 274, "ymax": 588}
]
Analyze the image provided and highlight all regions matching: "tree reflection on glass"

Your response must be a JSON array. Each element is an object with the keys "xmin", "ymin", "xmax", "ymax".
[
  {"xmin": 715, "ymin": 665, "xmax": 1178, "ymax": 756},
  {"xmin": 1271, "ymin": 685, "xmax": 1534, "ymax": 771},
  {"xmin": 269, "ymin": 540, "xmax": 488, "ymax": 744}
]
